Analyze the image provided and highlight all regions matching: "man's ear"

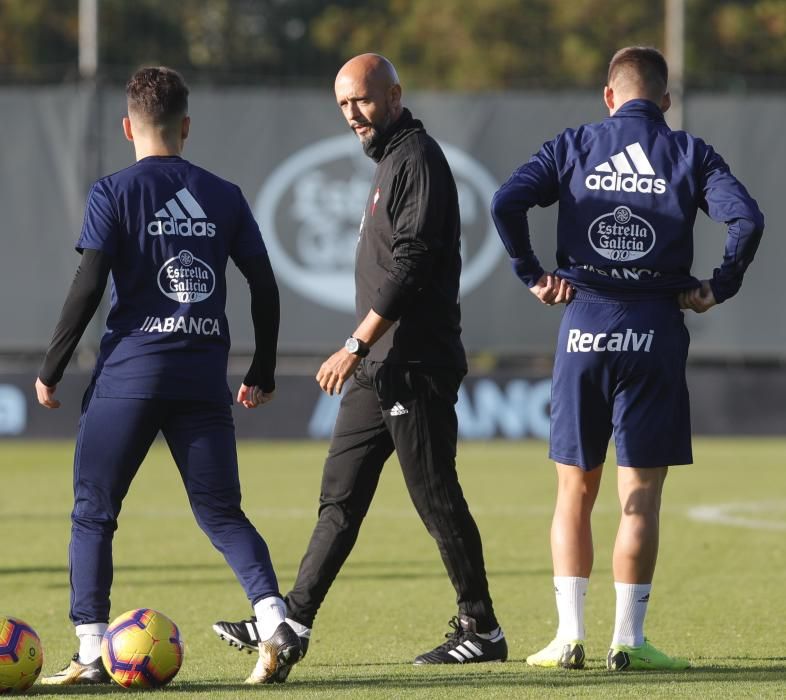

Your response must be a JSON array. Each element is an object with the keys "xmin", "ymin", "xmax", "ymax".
[
  {"xmin": 661, "ymin": 92, "xmax": 672, "ymax": 114},
  {"xmin": 181, "ymin": 115, "xmax": 190, "ymax": 141},
  {"xmin": 389, "ymin": 83, "xmax": 402, "ymax": 110},
  {"xmin": 603, "ymin": 85, "xmax": 615, "ymax": 113},
  {"xmin": 122, "ymin": 116, "xmax": 134, "ymax": 142}
]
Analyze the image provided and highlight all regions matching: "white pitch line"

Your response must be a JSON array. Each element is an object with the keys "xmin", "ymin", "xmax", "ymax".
[{"xmin": 687, "ymin": 501, "xmax": 786, "ymax": 531}]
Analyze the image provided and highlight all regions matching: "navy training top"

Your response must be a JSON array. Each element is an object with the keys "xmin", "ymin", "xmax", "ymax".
[
  {"xmin": 491, "ymin": 99, "xmax": 764, "ymax": 302},
  {"xmin": 78, "ymin": 155, "xmax": 268, "ymax": 402}
]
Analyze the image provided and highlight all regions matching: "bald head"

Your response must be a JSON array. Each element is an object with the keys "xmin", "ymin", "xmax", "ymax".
[
  {"xmin": 335, "ymin": 54, "xmax": 403, "ymax": 156},
  {"xmin": 335, "ymin": 53, "xmax": 400, "ymax": 93}
]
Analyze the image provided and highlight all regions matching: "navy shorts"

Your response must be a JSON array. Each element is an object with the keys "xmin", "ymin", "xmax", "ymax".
[{"xmin": 549, "ymin": 292, "xmax": 692, "ymax": 470}]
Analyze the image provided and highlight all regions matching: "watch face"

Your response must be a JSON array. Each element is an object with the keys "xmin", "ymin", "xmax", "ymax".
[{"xmin": 345, "ymin": 337, "xmax": 359, "ymax": 353}]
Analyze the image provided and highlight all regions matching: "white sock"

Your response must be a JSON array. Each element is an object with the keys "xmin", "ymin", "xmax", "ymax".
[
  {"xmin": 612, "ymin": 582, "xmax": 651, "ymax": 647},
  {"xmin": 285, "ymin": 617, "xmax": 311, "ymax": 639},
  {"xmin": 75, "ymin": 623, "xmax": 107, "ymax": 664},
  {"xmin": 253, "ymin": 596, "xmax": 287, "ymax": 641},
  {"xmin": 554, "ymin": 576, "xmax": 588, "ymax": 641}
]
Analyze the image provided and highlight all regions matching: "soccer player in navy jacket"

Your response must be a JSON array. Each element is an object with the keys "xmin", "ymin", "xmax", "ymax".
[
  {"xmin": 492, "ymin": 47, "xmax": 763, "ymax": 671},
  {"xmin": 35, "ymin": 67, "xmax": 300, "ymax": 685}
]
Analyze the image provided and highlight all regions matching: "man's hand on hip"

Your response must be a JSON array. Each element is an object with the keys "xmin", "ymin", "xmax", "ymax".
[
  {"xmin": 530, "ymin": 273, "xmax": 574, "ymax": 306},
  {"xmin": 679, "ymin": 280, "xmax": 717, "ymax": 313},
  {"xmin": 317, "ymin": 349, "xmax": 361, "ymax": 395}
]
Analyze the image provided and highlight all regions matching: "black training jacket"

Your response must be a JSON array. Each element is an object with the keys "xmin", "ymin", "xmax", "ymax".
[{"xmin": 356, "ymin": 108, "xmax": 467, "ymax": 370}]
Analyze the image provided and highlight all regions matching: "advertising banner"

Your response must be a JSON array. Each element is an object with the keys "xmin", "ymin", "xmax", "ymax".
[
  {"xmin": 1, "ymin": 89, "xmax": 784, "ymax": 358},
  {"xmin": 2, "ymin": 367, "xmax": 783, "ymax": 441}
]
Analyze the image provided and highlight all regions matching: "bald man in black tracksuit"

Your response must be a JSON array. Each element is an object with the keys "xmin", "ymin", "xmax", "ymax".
[{"xmin": 213, "ymin": 53, "xmax": 506, "ymax": 669}]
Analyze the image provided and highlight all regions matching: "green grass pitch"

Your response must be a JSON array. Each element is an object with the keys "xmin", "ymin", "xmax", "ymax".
[{"xmin": 2, "ymin": 438, "xmax": 785, "ymax": 698}]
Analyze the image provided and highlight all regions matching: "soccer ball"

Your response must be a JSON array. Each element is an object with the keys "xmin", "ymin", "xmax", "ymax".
[
  {"xmin": 0, "ymin": 616, "xmax": 44, "ymax": 693},
  {"xmin": 101, "ymin": 609, "xmax": 184, "ymax": 688}
]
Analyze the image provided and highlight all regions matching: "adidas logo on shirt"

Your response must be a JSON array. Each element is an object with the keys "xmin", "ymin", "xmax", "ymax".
[
  {"xmin": 147, "ymin": 188, "xmax": 216, "ymax": 237},
  {"xmin": 584, "ymin": 142, "xmax": 667, "ymax": 195},
  {"xmin": 389, "ymin": 402, "xmax": 409, "ymax": 416}
]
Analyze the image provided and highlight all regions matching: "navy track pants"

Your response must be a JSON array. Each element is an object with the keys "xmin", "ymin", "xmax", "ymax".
[{"xmin": 69, "ymin": 387, "xmax": 279, "ymax": 625}]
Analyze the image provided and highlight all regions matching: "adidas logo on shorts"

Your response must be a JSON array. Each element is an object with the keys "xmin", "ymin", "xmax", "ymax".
[{"xmin": 584, "ymin": 142, "xmax": 667, "ymax": 195}]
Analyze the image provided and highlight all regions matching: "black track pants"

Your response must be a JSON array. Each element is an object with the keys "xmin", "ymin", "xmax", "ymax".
[{"xmin": 286, "ymin": 360, "xmax": 498, "ymax": 631}]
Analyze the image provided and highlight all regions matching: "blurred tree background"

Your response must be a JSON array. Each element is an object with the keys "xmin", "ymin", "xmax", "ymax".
[{"xmin": 0, "ymin": 0, "xmax": 784, "ymax": 89}]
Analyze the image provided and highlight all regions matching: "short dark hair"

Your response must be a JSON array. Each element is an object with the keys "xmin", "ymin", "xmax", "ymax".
[
  {"xmin": 126, "ymin": 67, "xmax": 189, "ymax": 126},
  {"xmin": 608, "ymin": 47, "xmax": 668, "ymax": 96}
]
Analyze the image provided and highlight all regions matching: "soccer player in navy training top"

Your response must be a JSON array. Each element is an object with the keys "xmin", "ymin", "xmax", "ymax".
[
  {"xmin": 492, "ymin": 47, "xmax": 763, "ymax": 671},
  {"xmin": 35, "ymin": 67, "xmax": 301, "ymax": 685}
]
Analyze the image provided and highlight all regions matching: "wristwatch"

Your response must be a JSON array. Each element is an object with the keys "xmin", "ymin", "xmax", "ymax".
[{"xmin": 344, "ymin": 336, "xmax": 370, "ymax": 358}]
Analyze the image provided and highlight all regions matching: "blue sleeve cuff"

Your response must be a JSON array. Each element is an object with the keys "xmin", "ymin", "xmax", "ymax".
[
  {"xmin": 512, "ymin": 257, "xmax": 545, "ymax": 288},
  {"xmin": 709, "ymin": 273, "xmax": 741, "ymax": 304}
]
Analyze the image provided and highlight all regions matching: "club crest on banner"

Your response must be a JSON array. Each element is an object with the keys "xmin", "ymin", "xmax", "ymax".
[{"xmin": 255, "ymin": 134, "xmax": 503, "ymax": 313}]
